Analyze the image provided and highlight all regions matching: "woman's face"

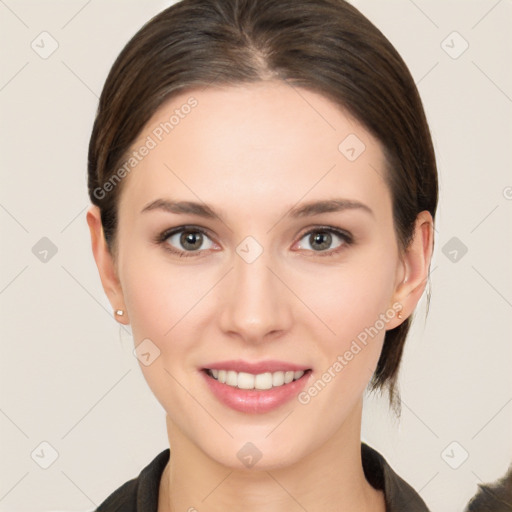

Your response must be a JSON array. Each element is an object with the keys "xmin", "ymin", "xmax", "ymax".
[{"xmin": 97, "ymin": 81, "xmax": 411, "ymax": 469}]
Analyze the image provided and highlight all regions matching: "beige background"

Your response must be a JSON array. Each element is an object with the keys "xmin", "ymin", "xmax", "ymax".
[{"xmin": 1, "ymin": 1, "xmax": 511, "ymax": 511}]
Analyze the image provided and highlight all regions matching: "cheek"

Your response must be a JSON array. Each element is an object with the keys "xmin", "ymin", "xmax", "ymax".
[
  {"xmin": 119, "ymin": 247, "xmax": 222, "ymax": 384},
  {"xmin": 120, "ymin": 246, "xmax": 206, "ymax": 340},
  {"xmin": 118, "ymin": 254, "xmax": 208, "ymax": 410},
  {"xmin": 294, "ymin": 246, "xmax": 398, "ymax": 402},
  {"xmin": 301, "ymin": 246, "xmax": 398, "ymax": 344}
]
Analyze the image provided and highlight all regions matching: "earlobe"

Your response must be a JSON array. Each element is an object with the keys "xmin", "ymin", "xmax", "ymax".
[
  {"xmin": 86, "ymin": 206, "xmax": 130, "ymax": 325},
  {"xmin": 388, "ymin": 210, "xmax": 434, "ymax": 329}
]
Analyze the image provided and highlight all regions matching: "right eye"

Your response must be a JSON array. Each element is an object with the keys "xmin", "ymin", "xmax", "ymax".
[{"xmin": 157, "ymin": 226, "xmax": 217, "ymax": 257}]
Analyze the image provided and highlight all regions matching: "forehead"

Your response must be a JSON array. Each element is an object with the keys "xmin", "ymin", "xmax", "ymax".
[{"xmin": 119, "ymin": 80, "xmax": 390, "ymax": 217}]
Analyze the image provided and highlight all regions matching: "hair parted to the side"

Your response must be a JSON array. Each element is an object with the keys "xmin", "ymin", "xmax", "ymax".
[{"xmin": 88, "ymin": 0, "xmax": 438, "ymax": 415}]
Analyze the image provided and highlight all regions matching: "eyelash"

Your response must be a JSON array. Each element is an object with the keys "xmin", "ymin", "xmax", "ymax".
[{"xmin": 155, "ymin": 225, "xmax": 354, "ymax": 258}]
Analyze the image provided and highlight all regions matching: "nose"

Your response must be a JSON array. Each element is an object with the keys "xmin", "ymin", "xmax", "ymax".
[{"xmin": 217, "ymin": 244, "xmax": 293, "ymax": 344}]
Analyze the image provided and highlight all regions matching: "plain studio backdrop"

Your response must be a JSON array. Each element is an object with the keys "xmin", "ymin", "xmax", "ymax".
[{"xmin": 0, "ymin": 1, "xmax": 511, "ymax": 511}]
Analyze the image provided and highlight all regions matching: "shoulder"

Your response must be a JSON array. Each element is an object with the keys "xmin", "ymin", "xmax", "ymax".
[
  {"xmin": 95, "ymin": 449, "xmax": 170, "ymax": 512},
  {"xmin": 463, "ymin": 463, "xmax": 512, "ymax": 512},
  {"xmin": 361, "ymin": 442, "xmax": 431, "ymax": 512}
]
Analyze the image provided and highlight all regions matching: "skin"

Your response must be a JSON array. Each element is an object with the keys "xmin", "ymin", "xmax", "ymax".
[{"xmin": 87, "ymin": 80, "xmax": 433, "ymax": 512}]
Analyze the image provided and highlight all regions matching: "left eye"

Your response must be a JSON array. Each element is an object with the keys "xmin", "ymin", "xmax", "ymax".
[{"xmin": 295, "ymin": 228, "xmax": 351, "ymax": 254}]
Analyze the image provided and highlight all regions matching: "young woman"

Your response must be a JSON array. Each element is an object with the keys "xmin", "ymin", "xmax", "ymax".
[{"xmin": 86, "ymin": 0, "xmax": 437, "ymax": 510}]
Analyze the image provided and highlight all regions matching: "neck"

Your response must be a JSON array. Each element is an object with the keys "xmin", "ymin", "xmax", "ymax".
[{"xmin": 158, "ymin": 399, "xmax": 385, "ymax": 512}]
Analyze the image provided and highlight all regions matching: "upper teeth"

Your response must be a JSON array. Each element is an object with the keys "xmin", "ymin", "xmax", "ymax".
[{"xmin": 208, "ymin": 369, "xmax": 305, "ymax": 390}]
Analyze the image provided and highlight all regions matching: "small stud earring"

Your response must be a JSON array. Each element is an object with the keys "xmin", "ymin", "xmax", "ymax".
[
  {"xmin": 115, "ymin": 309, "xmax": 124, "ymax": 317},
  {"xmin": 397, "ymin": 310, "xmax": 403, "ymax": 320}
]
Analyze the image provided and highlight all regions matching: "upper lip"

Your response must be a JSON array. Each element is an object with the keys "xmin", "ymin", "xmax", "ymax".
[{"xmin": 202, "ymin": 360, "xmax": 311, "ymax": 374}]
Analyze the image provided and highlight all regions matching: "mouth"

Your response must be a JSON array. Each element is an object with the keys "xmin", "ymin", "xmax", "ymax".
[
  {"xmin": 199, "ymin": 362, "xmax": 313, "ymax": 414},
  {"xmin": 202, "ymin": 368, "xmax": 312, "ymax": 391}
]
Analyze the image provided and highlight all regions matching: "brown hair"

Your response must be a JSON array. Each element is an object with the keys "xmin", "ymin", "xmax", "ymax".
[{"xmin": 88, "ymin": 0, "xmax": 438, "ymax": 414}]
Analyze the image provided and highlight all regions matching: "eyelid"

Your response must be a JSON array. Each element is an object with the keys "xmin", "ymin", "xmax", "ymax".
[
  {"xmin": 157, "ymin": 224, "xmax": 214, "ymax": 243},
  {"xmin": 296, "ymin": 225, "xmax": 353, "ymax": 244}
]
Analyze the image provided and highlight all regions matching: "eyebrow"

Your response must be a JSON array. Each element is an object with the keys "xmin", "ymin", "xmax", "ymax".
[{"xmin": 141, "ymin": 197, "xmax": 374, "ymax": 220}]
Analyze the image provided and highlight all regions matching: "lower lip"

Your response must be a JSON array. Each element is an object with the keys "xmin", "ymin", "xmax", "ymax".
[{"xmin": 200, "ymin": 370, "xmax": 312, "ymax": 414}]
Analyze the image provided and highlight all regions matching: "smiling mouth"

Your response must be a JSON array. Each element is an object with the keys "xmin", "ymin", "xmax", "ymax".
[{"xmin": 203, "ymin": 368, "xmax": 312, "ymax": 391}]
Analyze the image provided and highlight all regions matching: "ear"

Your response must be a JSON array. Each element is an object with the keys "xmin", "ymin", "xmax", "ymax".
[
  {"xmin": 86, "ymin": 205, "xmax": 130, "ymax": 325},
  {"xmin": 387, "ymin": 210, "xmax": 434, "ymax": 329}
]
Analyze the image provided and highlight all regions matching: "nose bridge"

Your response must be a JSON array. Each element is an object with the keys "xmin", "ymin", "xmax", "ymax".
[{"xmin": 218, "ymin": 239, "xmax": 291, "ymax": 341}]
